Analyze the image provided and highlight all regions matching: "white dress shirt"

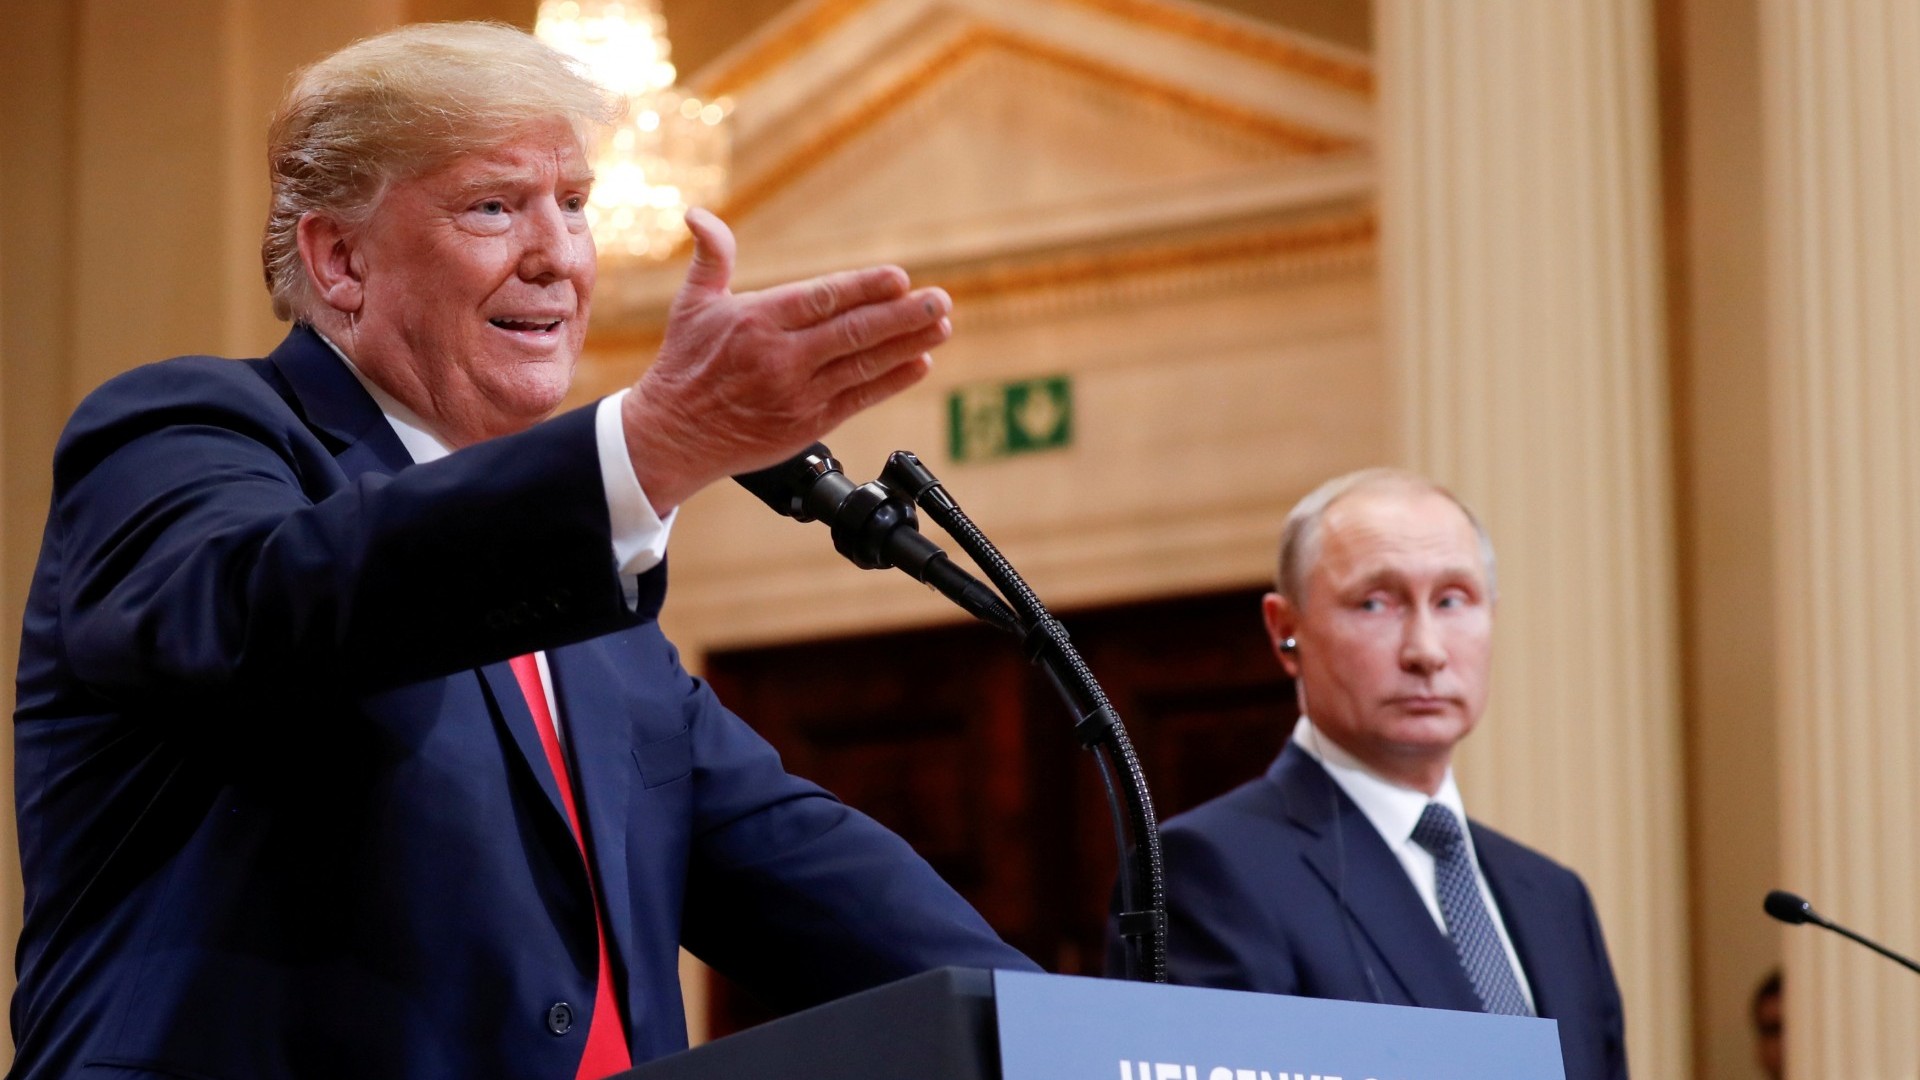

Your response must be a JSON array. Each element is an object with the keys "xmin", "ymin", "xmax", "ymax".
[{"xmin": 1290, "ymin": 716, "xmax": 1537, "ymax": 1011}]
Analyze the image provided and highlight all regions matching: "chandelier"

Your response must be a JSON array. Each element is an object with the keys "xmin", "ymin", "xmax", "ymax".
[{"xmin": 535, "ymin": 0, "xmax": 731, "ymax": 260}]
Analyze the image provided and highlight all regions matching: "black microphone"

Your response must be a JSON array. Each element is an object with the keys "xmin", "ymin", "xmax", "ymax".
[
  {"xmin": 733, "ymin": 445, "xmax": 1020, "ymax": 633},
  {"xmin": 1764, "ymin": 889, "xmax": 1920, "ymax": 975}
]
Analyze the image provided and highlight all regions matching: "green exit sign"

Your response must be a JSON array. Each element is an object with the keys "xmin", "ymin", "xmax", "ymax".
[{"xmin": 947, "ymin": 376, "xmax": 1074, "ymax": 462}]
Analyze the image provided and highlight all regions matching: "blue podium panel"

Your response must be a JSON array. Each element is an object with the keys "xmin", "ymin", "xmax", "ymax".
[{"xmin": 994, "ymin": 970, "xmax": 1566, "ymax": 1080}]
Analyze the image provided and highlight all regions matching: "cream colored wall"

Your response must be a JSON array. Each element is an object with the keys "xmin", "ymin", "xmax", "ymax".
[
  {"xmin": 0, "ymin": 48, "xmax": 12, "ymax": 1069},
  {"xmin": 0, "ymin": 2, "xmax": 78, "ymax": 1052},
  {"xmin": 60, "ymin": 1, "xmax": 391, "ymax": 389},
  {"xmin": 1376, "ymin": 3, "xmax": 1690, "ymax": 1073},
  {"xmin": 1760, "ymin": 2, "xmax": 1920, "ymax": 1074}
]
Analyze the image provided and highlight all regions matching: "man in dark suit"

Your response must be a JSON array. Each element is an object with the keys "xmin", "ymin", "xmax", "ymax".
[
  {"xmin": 9, "ymin": 22, "xmax": 1032, "ymax": 1080},
  {"xmin": 1144, "ymin": 469, "xmax": 1627, "ymax": 1080}
]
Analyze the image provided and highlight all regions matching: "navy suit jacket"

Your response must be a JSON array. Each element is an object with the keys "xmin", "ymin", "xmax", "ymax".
[
  {"xmin": 10, "ymin": 326, "xmax": 1035, "ymax": 1079},
  {"xmin": 1146, "ymin": 743, "xmax": 1626, "ymax": 1080}
]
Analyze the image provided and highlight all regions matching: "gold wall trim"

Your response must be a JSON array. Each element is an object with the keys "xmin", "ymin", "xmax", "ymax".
[
  {"xmin": 699, "ymin": 0, "xmax": 874, "ymax": 98},
  {"xmin": 716, "ymin": 25, "xmax": 1358, "ymax": 226},
  {"xmin": 583, "ymin": 210, "xmax": 1375, "ymax": 355},
  {"xmin": 934, "ymin": 212, "xmax": 1376, "ymax": 302},
  {"xmin": 1060, "ymin": 0, "xmax": 1374, "ymax": 95},
  {"xmin": 699, "ymin": 0, "xmax": 1374, "ymax": 100}
]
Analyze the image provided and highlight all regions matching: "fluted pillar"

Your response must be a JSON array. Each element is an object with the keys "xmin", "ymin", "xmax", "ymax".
[
  {"xmin": 1376, "ymin": 3, "xmax": 1688, "ymax": 1074},
  {"xmin": 1760, "ymin": 2, "xmax": 1920, "ymax": 1074}
]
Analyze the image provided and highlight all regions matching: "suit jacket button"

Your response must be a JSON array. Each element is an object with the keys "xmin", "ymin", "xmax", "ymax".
[{"xmin": 547, "ymin": 1002, "xmax": 575, "ymax": 1036}]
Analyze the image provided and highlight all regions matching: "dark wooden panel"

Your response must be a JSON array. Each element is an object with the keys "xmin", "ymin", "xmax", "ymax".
[{"xmin": 700, "ymin": 586, "xmax": 1295, "ymax": 1031}]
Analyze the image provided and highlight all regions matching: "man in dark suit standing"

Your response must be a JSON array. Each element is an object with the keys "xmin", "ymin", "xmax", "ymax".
[
  {"xmin": 1148, "ymin": 469, "xmax": 1628, "ymax": 1080},
  {"xmin": 9, "ymin": 22, "xmax": 1032, "ymax": 1080}
]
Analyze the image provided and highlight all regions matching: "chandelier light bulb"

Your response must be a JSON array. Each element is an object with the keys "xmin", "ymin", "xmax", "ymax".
[{"xmin": 535, "ymin": 0, "xmax": 731, "ymax": 261}]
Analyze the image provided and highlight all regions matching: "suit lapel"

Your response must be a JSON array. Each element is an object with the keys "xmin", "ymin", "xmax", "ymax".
[
  {"xmin": 268, "ymin": 326, "xmax": 580, "ymax": 840},
  {"xmin": 1473, "ymin": 828, "xmax": 1560, "ymax": 1017},
  {"xmin": 477, "ymin": 662, "xmax": 576, "ymax": 832},
  {"xmin": 1275, "ymin": 745, "xmax": 1484, "ymax": 1011},
  {"xmin": 266, "ymin": 325, "xmax": 414, "ymax": 477},
  {"xmin": 545, "ymin": 641, "xmax": 636, "ymax": 976}
]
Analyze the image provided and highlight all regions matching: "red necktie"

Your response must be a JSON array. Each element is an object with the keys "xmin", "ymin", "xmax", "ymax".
[{"xmin": 509, "ymin": 654, "xmax": 632, "ymax": 1080}]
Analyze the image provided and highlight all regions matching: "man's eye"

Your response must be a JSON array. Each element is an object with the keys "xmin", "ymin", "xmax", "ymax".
[
  {"xmin": 563, "ymin": 196, "xmax": 586, "ymax": 212},
  {"xmin": 1358, "ymin": 598, "xmax": 1387, "ymax": 612},
  {"xmin": 476, "ymin": 200, "xmax": 506, "ymax": 215}
]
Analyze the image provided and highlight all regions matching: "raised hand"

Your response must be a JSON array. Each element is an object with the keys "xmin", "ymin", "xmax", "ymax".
[{"xmin": 621, "ymin": 208, "xmax": 949, "ymax": 514}]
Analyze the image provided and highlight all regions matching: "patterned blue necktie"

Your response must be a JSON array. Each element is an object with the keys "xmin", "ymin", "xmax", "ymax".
[{"xmin": 1410, "ymin": 802, "xmax": 1534, "ymax": 1016}]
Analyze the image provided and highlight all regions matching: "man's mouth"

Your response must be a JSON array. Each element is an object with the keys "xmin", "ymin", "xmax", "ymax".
[{"xmin": 488, "ymin": 317, "xmax": 563, "ymax": 333}]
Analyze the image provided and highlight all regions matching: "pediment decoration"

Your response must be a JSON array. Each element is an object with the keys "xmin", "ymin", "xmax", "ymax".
[{"xmin": 586, "ymin": 0, "xmax": 1375, "ymax": 342}]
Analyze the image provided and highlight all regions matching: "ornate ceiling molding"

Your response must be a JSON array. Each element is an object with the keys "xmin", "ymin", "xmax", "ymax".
[
  {"xmin": 698, "ymin": 0, "xmax": 1372, "ymax": 99},
  {"xmin": 1059, "ymin": 0, "xmax": 1372, "ymax": 94},
  {"xmin": 582, "ymin": 209, "xmax": 1375, "ymax": 357},
  {"xmin": 938, "ymin": 211, "xmax": 1375, "ymax": 303}
]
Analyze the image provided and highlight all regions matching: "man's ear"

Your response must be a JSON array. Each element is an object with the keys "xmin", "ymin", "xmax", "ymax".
[
  {"xmin": 296, "ymin": 212, "xmax": 365, "ymax": 315},
  {"xmin": 1261, "ymin": 591, "xmax": 1301, "ymax": 678}
]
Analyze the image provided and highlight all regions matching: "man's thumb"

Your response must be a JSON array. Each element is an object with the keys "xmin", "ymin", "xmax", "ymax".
[{"xmin": 681, "ymin": 208, "xmax": 735, "ymax": 294}]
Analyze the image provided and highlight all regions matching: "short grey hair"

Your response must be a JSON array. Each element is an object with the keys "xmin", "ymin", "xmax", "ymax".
[
  {"xmin": 262, "ymin": 21, "xmax": 622, "ymax": 322},
  {"xmin": 1274, "ymin": 467, "xmax": 1497, "ymax": 607}
]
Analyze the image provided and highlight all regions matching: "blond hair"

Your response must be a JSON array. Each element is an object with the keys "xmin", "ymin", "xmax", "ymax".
[
  {"xmin": 262, "ymin": 22, "xmax": 620, "ymax": 322},
  {"xmin": 1275, "ymin": 468, "xmax": 1498, "ymax": 607}
]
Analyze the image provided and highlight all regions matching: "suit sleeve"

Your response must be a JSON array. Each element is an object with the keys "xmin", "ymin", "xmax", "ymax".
[
  {"xmin": 50, "ymin": 358, "xmax": 642, "ymax": 701},
  {"xmin": 1575, "ymin": 877, "xmax": 1630, "ymax": 1080},
  {"xmin": 671, "ymin": 658, "xmax": 1038, "ymax": 1009}
]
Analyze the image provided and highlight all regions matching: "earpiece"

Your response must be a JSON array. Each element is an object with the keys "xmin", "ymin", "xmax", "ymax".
[{"xmin": 1279, "ymin": 637, "xmax": 1298, "ymax": 654}]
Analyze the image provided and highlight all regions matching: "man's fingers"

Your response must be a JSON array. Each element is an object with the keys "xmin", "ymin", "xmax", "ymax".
[
  {"xmin": 812, "ymin": 317, "xmax": 951, "ymax": 399},
  {"xmin": 799, "ymin": 287, "xmax": 951, "ymax": 366},
  {"xmin": 756, "ymin": 265, "xmax": 911, "ymax": 330},
  {"xmin": 823, "ymin": 353, "xmax": 935, "ymax": 428},
  {"xmin": 680, "ymin": 208, "xmax": 737, "ymax": 295}
]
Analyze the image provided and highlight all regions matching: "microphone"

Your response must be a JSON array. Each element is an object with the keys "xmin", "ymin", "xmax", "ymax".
[
  {"xmin": 732, "ymin": 444, "xmax": 848, "ymax": 526},
  {"xmin": 1762, "ymin": 889, "xmax": 1815, "ymax": 926},
  {"xmin": 733, "ymin": 445, "xmax": 1019, "ymax": 633},
  {"xmin": 1764, "ymin": 889, "xmax": 1920, "ymax": 975}
]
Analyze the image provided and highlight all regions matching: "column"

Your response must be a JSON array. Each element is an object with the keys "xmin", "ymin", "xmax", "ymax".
[
  {"xmin": 1376, "ymin": 3, "xmax": 1689, "ymax": 1074},
  {"xmin": 1760, "ymin": 2, "xmax": 1920, "ymax": 1074}
]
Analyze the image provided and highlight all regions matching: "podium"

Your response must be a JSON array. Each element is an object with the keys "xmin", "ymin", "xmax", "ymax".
[{"xmin": 619, "ymin": 968, "xmax": 1566, "ymax": 1080}]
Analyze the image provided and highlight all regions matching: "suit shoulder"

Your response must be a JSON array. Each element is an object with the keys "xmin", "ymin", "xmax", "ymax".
[
  {"xmin": 1162, "ymin": 775, "xmax": 1294, "ymax": 851},
  {"xmin": 1470, "ymin": 820, "xmax": 1593, "ymax": 893},
  {"xmin": 76, "ymin": 354, "xmax": 283, "ymax": 417},
  {"xmin": 57, "ymin": 355, "xmax": 300, "ymax": 470}
]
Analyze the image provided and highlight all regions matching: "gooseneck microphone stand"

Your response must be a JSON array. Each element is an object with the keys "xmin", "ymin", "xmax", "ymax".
[
  {"xmin": 879, "ymin": 451, "xmax": 1168, "ymax": 984},
  {"xmin": 731, "ymin": 444, "xmax": 1168, "ymax": 982}
]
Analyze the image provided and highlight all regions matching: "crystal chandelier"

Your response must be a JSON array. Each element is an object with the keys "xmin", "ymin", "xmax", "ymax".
[{"xmin": 535, "ymin": 0, "xmax": 731, "ymax": 260}]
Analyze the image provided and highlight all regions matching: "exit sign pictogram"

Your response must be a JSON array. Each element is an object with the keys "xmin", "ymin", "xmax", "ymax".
[{"xmin": 947, "ymin": 376, "xmax": 1073, "ymax": 462}]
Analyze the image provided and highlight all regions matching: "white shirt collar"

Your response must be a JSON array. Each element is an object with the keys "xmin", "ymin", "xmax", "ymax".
[
  {"xmin": 1290, "ymin": 715, "xmax": 1471, "ymax": 848},
  {"xmin": 312, "ymin": 329, "xmax": 455, "ymax": 465}
]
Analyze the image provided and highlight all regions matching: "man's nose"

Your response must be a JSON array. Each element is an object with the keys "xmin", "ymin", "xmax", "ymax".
[
  {"xmin": 1401, "ymin": 609, "xmax": 1447, "ymax": 674},
  {"xmin": 518, "ymin": 201, "xmax": 588, "ymax": 282}
]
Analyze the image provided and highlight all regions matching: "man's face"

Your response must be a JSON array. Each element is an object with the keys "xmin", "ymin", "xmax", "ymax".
[
  {"xmin": 1753, "ymin": 987, "xmax": 1783, "ymax": 1079},
  {"xmin": 342, "ymin": 121, "xmax": 596, "ymax": 446},
  {"xmin": 1263, "ymin": 486, "xmax": 1494, "ymax": 792}
]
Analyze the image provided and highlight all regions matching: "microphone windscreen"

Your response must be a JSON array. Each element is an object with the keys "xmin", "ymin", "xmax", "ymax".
[{"xmin": 1764, "ymin": 889, "xmax": 1814, "ymax": 925}]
